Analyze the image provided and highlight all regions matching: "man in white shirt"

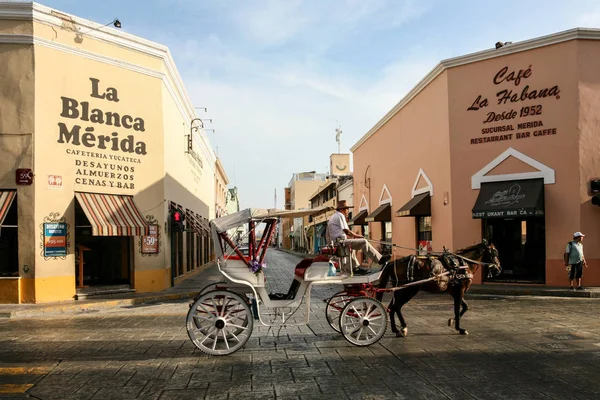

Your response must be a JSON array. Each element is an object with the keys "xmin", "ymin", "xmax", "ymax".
[
  {"xmin": 564, "ymin": 231, "xmax": 587, "ymax": 290},
  {"xmin": 326, "ymin": 200, "xmax": 391, "ymax": 273}
]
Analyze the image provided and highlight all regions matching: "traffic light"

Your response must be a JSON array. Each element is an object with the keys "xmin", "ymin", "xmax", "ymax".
[{"xmin": 170, "ymin": 208, "xmax": 185, "ymax": 232}]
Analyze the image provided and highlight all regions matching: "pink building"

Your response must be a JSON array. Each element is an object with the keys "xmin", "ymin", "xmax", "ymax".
[{"xmin": 351, "ymin": 28, "xmax": 600, "ymax": 287}]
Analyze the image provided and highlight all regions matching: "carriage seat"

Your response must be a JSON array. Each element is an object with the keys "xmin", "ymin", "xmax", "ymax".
[
  {"xmin": 269, "ymin": 254, "xmax": 334, "ymax": 301},
  {"xmin": 294, "ymin": 254, "xmax": 332, "ymax": 279}
]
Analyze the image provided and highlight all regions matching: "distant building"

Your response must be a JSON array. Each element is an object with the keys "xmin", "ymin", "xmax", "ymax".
[{"xmin": 282, "ymin": 171, "xmax": 327, "ymax": 251}]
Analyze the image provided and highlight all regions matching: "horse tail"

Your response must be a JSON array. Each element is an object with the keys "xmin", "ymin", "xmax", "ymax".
[{"xmin": 376, "ymin": 261, "xmax": 393, "ymax": 301}]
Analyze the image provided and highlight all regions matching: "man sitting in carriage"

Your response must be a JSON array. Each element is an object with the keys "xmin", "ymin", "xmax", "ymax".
[{"xmin": 326, "ymin": 200, "xmax": 391, "ymax": 274}]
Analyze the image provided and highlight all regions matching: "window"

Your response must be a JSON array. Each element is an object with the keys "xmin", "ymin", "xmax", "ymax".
[
  {"xmin": 381, "ymin": 221, "xmax": 392, "ymax": 255},
  {"xmin": 417, "ymin": 216, "xmax": 432, "ymax": 241},
  {"xmin": 196, "ymin": 235, "xmax": 201, "ymax": 266},
  {"xmin": 177, "ymin": 231, "xmax": 184, "ymax": 276},
  {"xmin": 362, "ymin": 225, "xmax": 369, "ymax": 240},
  {"xmin": 186, "ymin": 231, "xmax": 194, "ymax": 272}
]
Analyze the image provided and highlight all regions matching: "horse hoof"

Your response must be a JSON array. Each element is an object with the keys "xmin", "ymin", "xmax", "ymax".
[
  {"xmin": 448, "ymin": 318, "xmax": 454, "ymax": 327},
  {"xmin": 400, "ymin": 327, "xmax": 408, "ymax": 337},
  {"xmin": 395, "ymin": 332, "xmax": 404, "ymax": 338},
  {"xmin": 459, "ymin": 329, "xmax": 469, "ymax": 335}
]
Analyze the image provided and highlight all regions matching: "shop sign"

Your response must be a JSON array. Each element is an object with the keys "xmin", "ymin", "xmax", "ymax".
[
  {"xmin": 484, "ymin": 183, "xmax": 526, "ymax": 208},
  {"xmin": 16, "ymin": 169, "xmax": 33, "ymax": 185},
  {"xmin": 44, "ymin": 222, "xmax": 67, "ymax": 257},
  {"xmin": 467, "ymin": 64, "xmax": 561, "ymax": 145},
  {"xmin": 48, "ymin": 175, "xmax": 63, "ymax": 189},
  {"xmin": 141, "ymin": 224, "xmax": 159, "ymax": 254}
]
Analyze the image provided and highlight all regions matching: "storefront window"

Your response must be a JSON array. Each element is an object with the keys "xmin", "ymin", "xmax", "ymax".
[
  {"xmin": 418, "ymin": 216, "xmax": 432, "ymax": 241},
  {"xmin": 381, "ymin": 221, "xmax": 392, "ymax": 255},
  {"xmin": 362, "ymin": 225, "xmax": 369, "ymax": 240}
]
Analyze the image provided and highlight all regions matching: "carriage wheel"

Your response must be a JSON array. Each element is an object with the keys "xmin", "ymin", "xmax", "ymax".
[
  {"xmin": 325, "ymin": 291, "xmax": 354, "ymax": 333},
  {"xmin": 339, "ymin": 297, "xmax": 387, "ymax": 346},
  {"xmin": 186, "ymin": 290, "xmax": 253, "ymax": 356}
]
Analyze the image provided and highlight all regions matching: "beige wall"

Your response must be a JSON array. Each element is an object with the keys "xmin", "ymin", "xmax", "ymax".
[
  {"xmin": 0, "ymin": 24, "xmax": 35, "ymax": 302},
  {"xmin": 33, "ymin": 42, "xmax": 166, "ymax": 299},
  {"xmin": 292, "ymin": 180, "xmax": 327, "ymax": 210},
  {"xmin": 0, "ymin": 5, "xmax": 220, "ymax": 302}
]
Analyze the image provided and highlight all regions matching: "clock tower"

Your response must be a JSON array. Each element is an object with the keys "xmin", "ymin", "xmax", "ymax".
[{"xmin": 330, "ymin": 153, "xmax": 351, "ymax": 177}]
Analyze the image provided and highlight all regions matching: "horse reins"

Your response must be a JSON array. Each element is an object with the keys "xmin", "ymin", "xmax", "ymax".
[{"xmin": 368, "ymin": 239, "xmax": 499, "ymax": 268}]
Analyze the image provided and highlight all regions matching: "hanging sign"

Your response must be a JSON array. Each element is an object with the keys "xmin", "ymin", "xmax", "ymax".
[
  {"xmin": 16, "ymin": 169, "xmax": 33, "ymax": 185},
  {"xmin": 141, "ymin": 224, "xmax": 159, "ymax": 254}
]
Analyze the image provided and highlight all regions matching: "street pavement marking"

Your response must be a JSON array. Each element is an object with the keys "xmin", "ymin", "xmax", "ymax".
[
  {"xmin": 0, "ymin": 367, "xmax": 51, "ymax": 375},
  {"xmin": 0, "ymin": 367, "xmax": 52, "ymax": 394},
  {"xmin": 0, "ymin": 384, "xmax": 34, "ymax": 393}
]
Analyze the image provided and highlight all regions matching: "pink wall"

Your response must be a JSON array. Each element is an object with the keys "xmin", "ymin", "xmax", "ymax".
[
  {"xmin": 353, "ymin": 37, "xmax": 600, "ymax": 286},
  {"xmin": 354, "ymin": 72, "xmax": 453, "ymax": 257}
]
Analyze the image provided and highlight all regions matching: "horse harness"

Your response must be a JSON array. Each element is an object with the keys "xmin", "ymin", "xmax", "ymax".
[
  {"xmin": 440, "ymin": 253, "xmax": 473, "ymax": 285},
  {"xmin": 400, "ymin": 254, "xmax": 472, "ymax": 285}
]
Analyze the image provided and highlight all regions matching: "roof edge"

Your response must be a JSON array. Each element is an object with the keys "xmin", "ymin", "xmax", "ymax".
[{"xmin": 351, "ymin": 27, "xmax": 599, "ymax": 152}]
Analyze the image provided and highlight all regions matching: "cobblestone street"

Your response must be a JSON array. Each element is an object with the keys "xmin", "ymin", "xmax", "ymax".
[{"xmin": 1, "ymin": 250, "xmax": 600, "ymax": 399}]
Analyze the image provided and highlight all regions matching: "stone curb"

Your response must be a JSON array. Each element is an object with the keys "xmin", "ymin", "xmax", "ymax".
[{"xmin": 3, "ymin": 291, "xmax": 200, "ymax": 319}]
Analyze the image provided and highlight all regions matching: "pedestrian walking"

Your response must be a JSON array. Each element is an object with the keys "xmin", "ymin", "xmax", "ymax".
[{"xmin": 564, "ymin": 232, "xmax": 587, "ymax": 290}]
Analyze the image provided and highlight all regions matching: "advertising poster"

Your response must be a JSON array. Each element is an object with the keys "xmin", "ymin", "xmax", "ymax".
[
  {"xmin": 44, "ymin": 223, "xmax": 67, "ymax": 256},
  {"xmin": 142, "ymin": 224, "xmax": 159, "ymax": 254}
]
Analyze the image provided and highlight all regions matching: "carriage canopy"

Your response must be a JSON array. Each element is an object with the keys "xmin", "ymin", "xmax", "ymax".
[{"xmin": 210, "ymin": 206, "xmax": 334, "ymax": 259}]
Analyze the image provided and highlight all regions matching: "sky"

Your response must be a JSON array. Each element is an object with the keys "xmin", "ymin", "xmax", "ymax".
[{"xmin": 32, "ymin": 0, "xmax": 600, "ymax": 209}]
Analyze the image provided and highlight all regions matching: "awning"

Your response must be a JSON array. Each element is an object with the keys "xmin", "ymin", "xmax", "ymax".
[
  {"xmin": 396, "ymin": 193, "xmax": 431, "ymax": 217},
  {"xmin": 349, "ymin": 209, "xmax": 368, "ymax": 225},
  {"xmin": 472, "ymin": 178, "xmax": 545, "ymax": 219},
  {"xmin": 365, "ymin": 203, "xmax": 391, "ymax": 222},
  {"xmin": 0, "ymin": 190, "xmax": 16, "ymax": 226},
  {"xmin": 75, "ymin": 192, "xmax": 150, "ymax": 236}
]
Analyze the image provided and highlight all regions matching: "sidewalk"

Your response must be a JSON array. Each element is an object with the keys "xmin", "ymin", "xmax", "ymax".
[
  {"xmin": 0, "ymin": 262, "xmax": 218, "ymax": 319},
  {"xmin": 1, "ymin": 254, "xmax": 599, "ymax": 319}
]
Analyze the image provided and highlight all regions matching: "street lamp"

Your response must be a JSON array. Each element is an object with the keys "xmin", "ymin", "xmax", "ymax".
[{"xmin": 79, "ymin": 18, "xmax": 122, "ymax": 35}]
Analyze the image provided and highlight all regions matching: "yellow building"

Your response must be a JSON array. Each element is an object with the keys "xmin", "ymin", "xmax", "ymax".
[{"xmin": 0, "ymin": 2, "xmax": 220, "ymax": 303}]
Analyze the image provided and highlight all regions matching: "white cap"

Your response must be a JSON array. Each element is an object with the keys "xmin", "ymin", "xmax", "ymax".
[{"xmin": 574, "ymin": 232, "xmax": 585, "ymax": 238}]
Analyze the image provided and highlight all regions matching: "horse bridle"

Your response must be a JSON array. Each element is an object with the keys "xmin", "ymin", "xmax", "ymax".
[{"xmin": 446, "ymin": 245, "xmax": 501, "ymax": 278}]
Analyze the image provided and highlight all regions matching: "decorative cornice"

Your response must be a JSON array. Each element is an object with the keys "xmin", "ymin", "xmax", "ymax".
[
  {"xmin": 412, "ymin": 168, "xmax": 433, "ymax": 197},
  {"xmin": 471, "ymin": 147, "xmax": 555, "ymax": 189},
  {"xmin": 379, "ymin": 184, "xmax": 392, "ymax": 206},
  {"xmin": 351, "ymin": 27, "xmax": 600, "ymax": 152}
]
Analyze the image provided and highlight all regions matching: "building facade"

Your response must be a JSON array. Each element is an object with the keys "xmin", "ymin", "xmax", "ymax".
[
  {"xmin": 305, "ymin": 154, "xmax": 354, "ymax": 253},
  {"xmin": 351, "ymin": 28, "xmax": 600, "ymax": 286},
  {"xmin": 0, "ymin": 2, "xmax": 220, "ymax": 303},
  {"xmin": 282, "ymin": 171, "xmax": 327, "ymax": 251}
]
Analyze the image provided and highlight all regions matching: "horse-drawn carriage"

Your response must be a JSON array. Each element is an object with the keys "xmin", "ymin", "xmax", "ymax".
[{"xmin": 186, "ymin": 207, "xmax": 502, "ymax": 355}]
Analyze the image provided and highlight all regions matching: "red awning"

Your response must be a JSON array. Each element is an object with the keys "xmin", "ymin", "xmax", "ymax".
[
  {"xmin": 75, "ymin": 192, "xmax": 149, "ymax": 236},
  {"xmin": 0, "ymin": 190, "xmax": 16, "ymax": 226}
]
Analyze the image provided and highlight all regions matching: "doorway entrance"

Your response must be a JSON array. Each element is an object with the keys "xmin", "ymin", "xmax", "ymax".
[
  {"xmin": 75, "ymin": 201, "xmax": 131, "ymax": 286},
  {"xmin": 483, "ymin": 217, "xmax": 546, "ymax": 283}
]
